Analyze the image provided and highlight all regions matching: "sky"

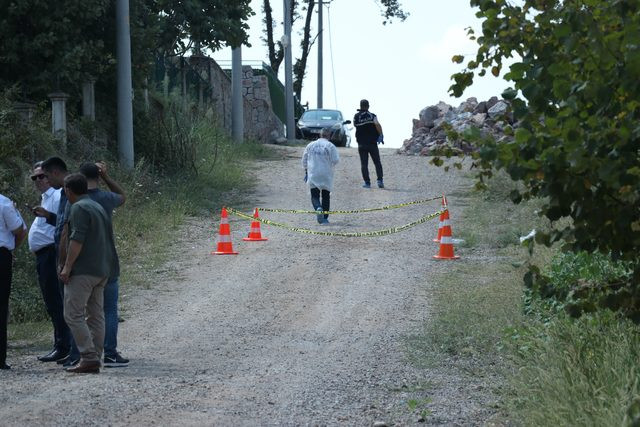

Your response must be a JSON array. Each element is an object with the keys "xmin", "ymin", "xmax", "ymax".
[{"xmin": 213, "ymin": 0, "xmax": 509, "ymax": 148}]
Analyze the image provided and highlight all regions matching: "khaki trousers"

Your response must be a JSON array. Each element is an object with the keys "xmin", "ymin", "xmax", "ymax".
[{"xmin": 63, "ymin": 275, "xmax": 107, "ymax": 363}]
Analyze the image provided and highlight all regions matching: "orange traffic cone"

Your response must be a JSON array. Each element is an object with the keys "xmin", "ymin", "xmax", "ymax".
[
  {"xmin": 212, "ymin": 207, "xmax": 238, "ymax": 255},
  {"xmin": 433, "ymin": 208, "xmax": 459, "ymax": 260},
  {"xmin": 433, "ymin": 195, "xmax": 448, "ymax": 243},
  {"xmin": 243, "ymin": 208, "xmax": 268, "ymax": 241}
]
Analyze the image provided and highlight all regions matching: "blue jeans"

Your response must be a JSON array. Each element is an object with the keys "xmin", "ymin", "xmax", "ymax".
[
  {"xmin": 310, "ymin": 188, "xmax": 330, "ymax": 220},
  {"xmin": 69, "ymin": 276, "xmax": 119, "ymax": 359}
]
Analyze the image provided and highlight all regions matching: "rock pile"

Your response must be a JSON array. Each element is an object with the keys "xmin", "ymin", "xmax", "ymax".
[{"xmin": 398, "ymin": 96, "xmax": 513, "ymax": 156}]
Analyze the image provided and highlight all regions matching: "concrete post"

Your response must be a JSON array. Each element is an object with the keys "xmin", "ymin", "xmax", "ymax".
[
  {"xmin": 317, "ymin": 0, "xmax": 323, "ymax": 108},
  {"xmin": 116, "ymin": 0, "xmax": 135, "ymax": 169},
  {"xmin": 82, "ymin": 79, "xmax": 96, "ymax": 120},
  {"xmin": 283, "ymin": 0, "xmax": 295, "ymax": 140},
  {"xmin": 48, "ymin": 92, "xmax": 69, "ymax": 146},
  {"xmin": 231, "ymin": 46, "xmax": 244, "ymax": 143},
  {"xmin": 13, "ymin": 101, "xmax": 37, "ymax": 121}
]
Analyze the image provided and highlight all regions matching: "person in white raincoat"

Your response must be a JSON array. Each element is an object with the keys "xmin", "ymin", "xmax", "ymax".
[{"xmin": 302, "ymin": 128, "xmax": 340, "ymax": 224}]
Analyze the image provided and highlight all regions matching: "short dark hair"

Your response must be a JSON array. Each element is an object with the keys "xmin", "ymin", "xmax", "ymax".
[
  {"xmin": 64, "ymin": 173, "xmax": 88, "ymax": 195},
  {"xmin": 360, "ymin": 99, "xmax": 369, "ymax": 109},
  {"xmin": 79, "ymin": 162, "xmax": 99, "ymax": 180},
  {"xmin": 41, "ymin": 156, "xmax": 68, "ymax": 173}
]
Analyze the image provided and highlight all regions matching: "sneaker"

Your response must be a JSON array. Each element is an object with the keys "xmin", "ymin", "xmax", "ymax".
[
  {"xmin": 62, "ymin": 357, "xmax": 79, "ymax": 368},
  {"xmin": 104, "ymin": 353, "xmax": 129, "ymax": 368},
  {"xmin": 321, "ymin": 218, "xmax": 330, "ymax": 225},
  {"xmin": 316, "ymin": 207, "xmax": 324, "ymax": 224},
  {"xmin": 377, "ymin": 179, "xmax": 384, "ymax": 188},
  {"xmin": 362, "ymin": 183, "xmax": 371, "ymax": 189}
]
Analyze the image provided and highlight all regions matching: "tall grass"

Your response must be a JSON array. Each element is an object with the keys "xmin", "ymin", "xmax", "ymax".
[
  {"xmin": 410, "ymin": 169, "xmax": 640, "ymax": 425},
  {"xmin": 506, "ymin": 310, "xmax": 640, "ymax": 426},
  {"xmin": 3, "ymin": 87, "xmax": 273, "ymax": 324}
]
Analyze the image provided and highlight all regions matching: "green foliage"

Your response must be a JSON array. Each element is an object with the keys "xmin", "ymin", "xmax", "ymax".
[
  {"xmin": 0, "ymin": 88, "xmax": 59, "ymax": 195},
  {"xmin": 151, "ymin": 0, "xmax": 253, "ymax": 53},
  {"xmin": 526, "ymin": 250, "xmax": 639, "ymax": 321},
  {"xmin": 0, "ymin": 0, "xmax": 110, "ymax": 94},
  {"xmin": 451, "ymin": 0, "xmax": 640, "ymax": 315},
  {"xmin": 5, "ymin": 99, "xmax": 269, "ymax": 323},
  {"xmin": 506, "ymin": 310, "xmax": 640, "ymax": 427},
  {"xmin": 134, "ymin": 91, "xmax": 229, "ymax": 175},
  {"xmin": 0, "ymin": 0, "xmax": 253, "ymax": 99}
]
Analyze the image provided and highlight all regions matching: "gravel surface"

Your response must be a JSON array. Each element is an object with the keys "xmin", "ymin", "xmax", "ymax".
[{"xmin": 1, "ymin": 146, "xmax": 495, "ymax": 426}]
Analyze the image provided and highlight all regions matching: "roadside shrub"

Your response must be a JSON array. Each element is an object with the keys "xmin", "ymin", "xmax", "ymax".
[{"xmin": 526, "ymin": 251, "xmax": 636, "ymax": 320}]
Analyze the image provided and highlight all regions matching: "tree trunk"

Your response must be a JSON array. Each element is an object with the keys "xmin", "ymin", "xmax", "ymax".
[
  {"xmin": 293, "ymin": 0, "xmax": 315, "ymax": 103},
  {"xmin": 263, "ymin": 0, "xmax": 283, "ymax": 74}
]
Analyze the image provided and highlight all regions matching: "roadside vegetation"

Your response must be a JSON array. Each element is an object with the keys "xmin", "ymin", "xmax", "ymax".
[
  {"xmin": 413, "ymin": 171, "xmax": 640, "ymax": 426},
  {"xmin": 411, "ymin": 1, "xmax": 640, "ymax": 424},
  {"xmin": 1, "ymin": 88, "xmax": 273, "ymax": 341}
]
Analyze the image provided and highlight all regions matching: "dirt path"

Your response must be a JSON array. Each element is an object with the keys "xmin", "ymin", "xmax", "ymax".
[{"xmin": 1, "ymin": 146, "xmax": 489, "ymax": 425}]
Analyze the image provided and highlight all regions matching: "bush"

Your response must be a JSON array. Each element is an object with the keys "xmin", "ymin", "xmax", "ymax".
[{"xmin": 526, "ymin": 251, "xmax": 636, "ymax": 320}]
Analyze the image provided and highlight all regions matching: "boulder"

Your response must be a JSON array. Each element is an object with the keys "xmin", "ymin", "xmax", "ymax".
[
  {"xmin": 398, "ymin": 96, "xmax": 515, "ymax": 157},
  {"xmin": 418, "ymin": 106, "xmax": 440, "ymax": 128},
  {"xmin": 487, "ymin": 100, "xmax": 509, "ymax": 119}
]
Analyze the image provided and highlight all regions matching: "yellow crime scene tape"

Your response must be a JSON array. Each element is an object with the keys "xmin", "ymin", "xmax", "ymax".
[
  {"xmin": 226, "ymin": 207, "xmax": 445, "ymax": 237},
  {"xmin": 254, "ymin": 196, "xmax": 443, "ymax": 215}
]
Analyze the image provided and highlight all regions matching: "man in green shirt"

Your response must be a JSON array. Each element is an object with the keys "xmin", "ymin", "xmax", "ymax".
[{"xmin": 59, "ymin": 173, "xmax": 117, "ymax": 374}]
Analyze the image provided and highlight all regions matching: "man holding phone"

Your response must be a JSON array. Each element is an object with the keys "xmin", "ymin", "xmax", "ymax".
[{"xmin": 28, "ymin": 162, "xmax": 71, "ymax": 362}]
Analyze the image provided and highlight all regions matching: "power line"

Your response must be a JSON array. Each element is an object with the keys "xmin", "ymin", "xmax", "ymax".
[{"xmin": 326, "ymin": 1, "xmax": 338, "ymax": 109}]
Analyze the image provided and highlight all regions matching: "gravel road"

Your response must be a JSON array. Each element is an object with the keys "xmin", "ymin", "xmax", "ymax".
[{"xmin": 1, "ymin": 146, "xmax": 493, "ymax": 426}]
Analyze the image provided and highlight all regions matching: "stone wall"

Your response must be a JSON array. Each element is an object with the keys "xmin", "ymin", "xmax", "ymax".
[
  {"xmin": 241, "ymin": 66, "xmax": 284, "ymax": 143},
  {"xmin": 206, "ymin": 60, "xmax": 284, "ymax": 143}
]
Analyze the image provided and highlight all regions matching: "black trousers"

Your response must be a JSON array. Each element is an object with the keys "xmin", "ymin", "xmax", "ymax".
[
  {"xmin": 358, "ymin": 144, "xmax": 383, "ymax": 184},
  {"xmin": 35, "ymin": 245, "xmax": 71, "ymax": 352},
  {"xmin": 310, "ymin": 188, "xmax": 330, "ymax": 219},
  {"xmin": 0, "ymin": 247, "xmax": 12, "ymax": 365}
]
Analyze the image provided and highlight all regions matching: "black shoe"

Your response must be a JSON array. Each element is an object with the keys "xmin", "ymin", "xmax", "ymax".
[
  {"xmin": 104, "ymin": 353, "xmax": 129, "ymax": 368},
  {"xmin": 38, "ymin": 348, "xmax": 69, "ymax": 362},
  {"xmin": 62, "ymin": 357, "xmax": 79, "ymax": 368},
  {"xmin": 0, "ymin": 363, "xmax": 10, "ymax": 370}
]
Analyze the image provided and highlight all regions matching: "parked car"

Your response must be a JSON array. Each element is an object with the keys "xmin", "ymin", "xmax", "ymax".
[{"xmin": 296, "ymin": 109, "xmax": 352, "ymax": 147}]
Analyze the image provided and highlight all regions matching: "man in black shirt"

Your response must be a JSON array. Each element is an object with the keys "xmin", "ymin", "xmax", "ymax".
[{"xmin": 353, "ymin": 99, "xmax": 384, "ymax": 188}]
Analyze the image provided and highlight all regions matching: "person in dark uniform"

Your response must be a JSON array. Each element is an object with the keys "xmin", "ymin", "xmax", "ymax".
[{"xmin": 353, "ymin": 99, "xmax": 384, "ymax": 188}]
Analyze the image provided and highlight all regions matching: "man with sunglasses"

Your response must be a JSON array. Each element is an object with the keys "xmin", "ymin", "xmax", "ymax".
[{"xmin": 28, "ymin": 162, "xmax": 71, "ymax": 363}]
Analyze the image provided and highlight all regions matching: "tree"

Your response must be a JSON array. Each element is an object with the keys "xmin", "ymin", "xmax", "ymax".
[
  {"xmin": 449, "ymin": 0, "xmax": 640, "ymax": 318},
  {"xmin": 261, "ymin": 0, "xmax": 408, "ymax": 103},
  {"xmin": 0, "ymin": 0, "xmax": 254, "ymax": 97},
  {"xmin": 150, "ymin": 0, "xmax": 254, "ymax": 55},
  {"xmin": 0, "ymin": 0, "xmax": 111, "ymax": 96}
]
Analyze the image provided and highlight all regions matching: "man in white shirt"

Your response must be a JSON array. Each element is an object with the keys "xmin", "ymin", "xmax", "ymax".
[
  {"xmin": 302, "ymin": 128, "xmax": 340, "ymax": 224},
  {"xmin": 0, "ymin": 192, "xmax": 27, "ymax": 370},
  {"xmin": 28, "ymin": 162, "xmax": 71, "ymax": 363}
]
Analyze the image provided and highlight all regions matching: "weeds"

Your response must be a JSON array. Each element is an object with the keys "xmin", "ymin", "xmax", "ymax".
[
  {"xmin": 3, "ymin": 87, "xmax": 272, "ymax": 325},
  {"xmin": 410, "ymin": 168, "xmax": 640, "ymax": 425}
]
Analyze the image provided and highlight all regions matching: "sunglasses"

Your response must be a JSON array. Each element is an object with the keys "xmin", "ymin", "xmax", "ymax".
[{"xmin": 31, "ymin": 174, "xmax": 46, "ymax": 181}]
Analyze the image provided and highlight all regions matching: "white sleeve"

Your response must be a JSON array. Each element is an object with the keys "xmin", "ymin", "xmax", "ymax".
[{"xmin": 2, "ymin": 202, "xmax": 24, "ymax": 231}]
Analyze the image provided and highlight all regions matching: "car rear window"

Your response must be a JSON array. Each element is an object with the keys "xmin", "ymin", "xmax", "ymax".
[{"xmin": 302, "ymin": 110, "xmax": 341, "ymax": 121}]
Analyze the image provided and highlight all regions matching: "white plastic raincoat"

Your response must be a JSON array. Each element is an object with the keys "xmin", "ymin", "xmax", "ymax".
[{"xmin": 302, "ymin": 138, "xmax": 340, "ymax": 191}]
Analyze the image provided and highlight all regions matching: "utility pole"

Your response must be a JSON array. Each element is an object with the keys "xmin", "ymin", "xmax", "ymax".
[
  {"xmin": 284, "ymin": 0, "xmax": 295, "ymax": 139},
  {"xmin": 317, "ymin": 0, "xmax": 323, "ymax": 109},
  {"xmin": 231, "ymin": 46, "xmax": 244, "ymax": 143},
  {"xmin": 116, "ymin": 0, "xmax": 134, "ymax": 169}
]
